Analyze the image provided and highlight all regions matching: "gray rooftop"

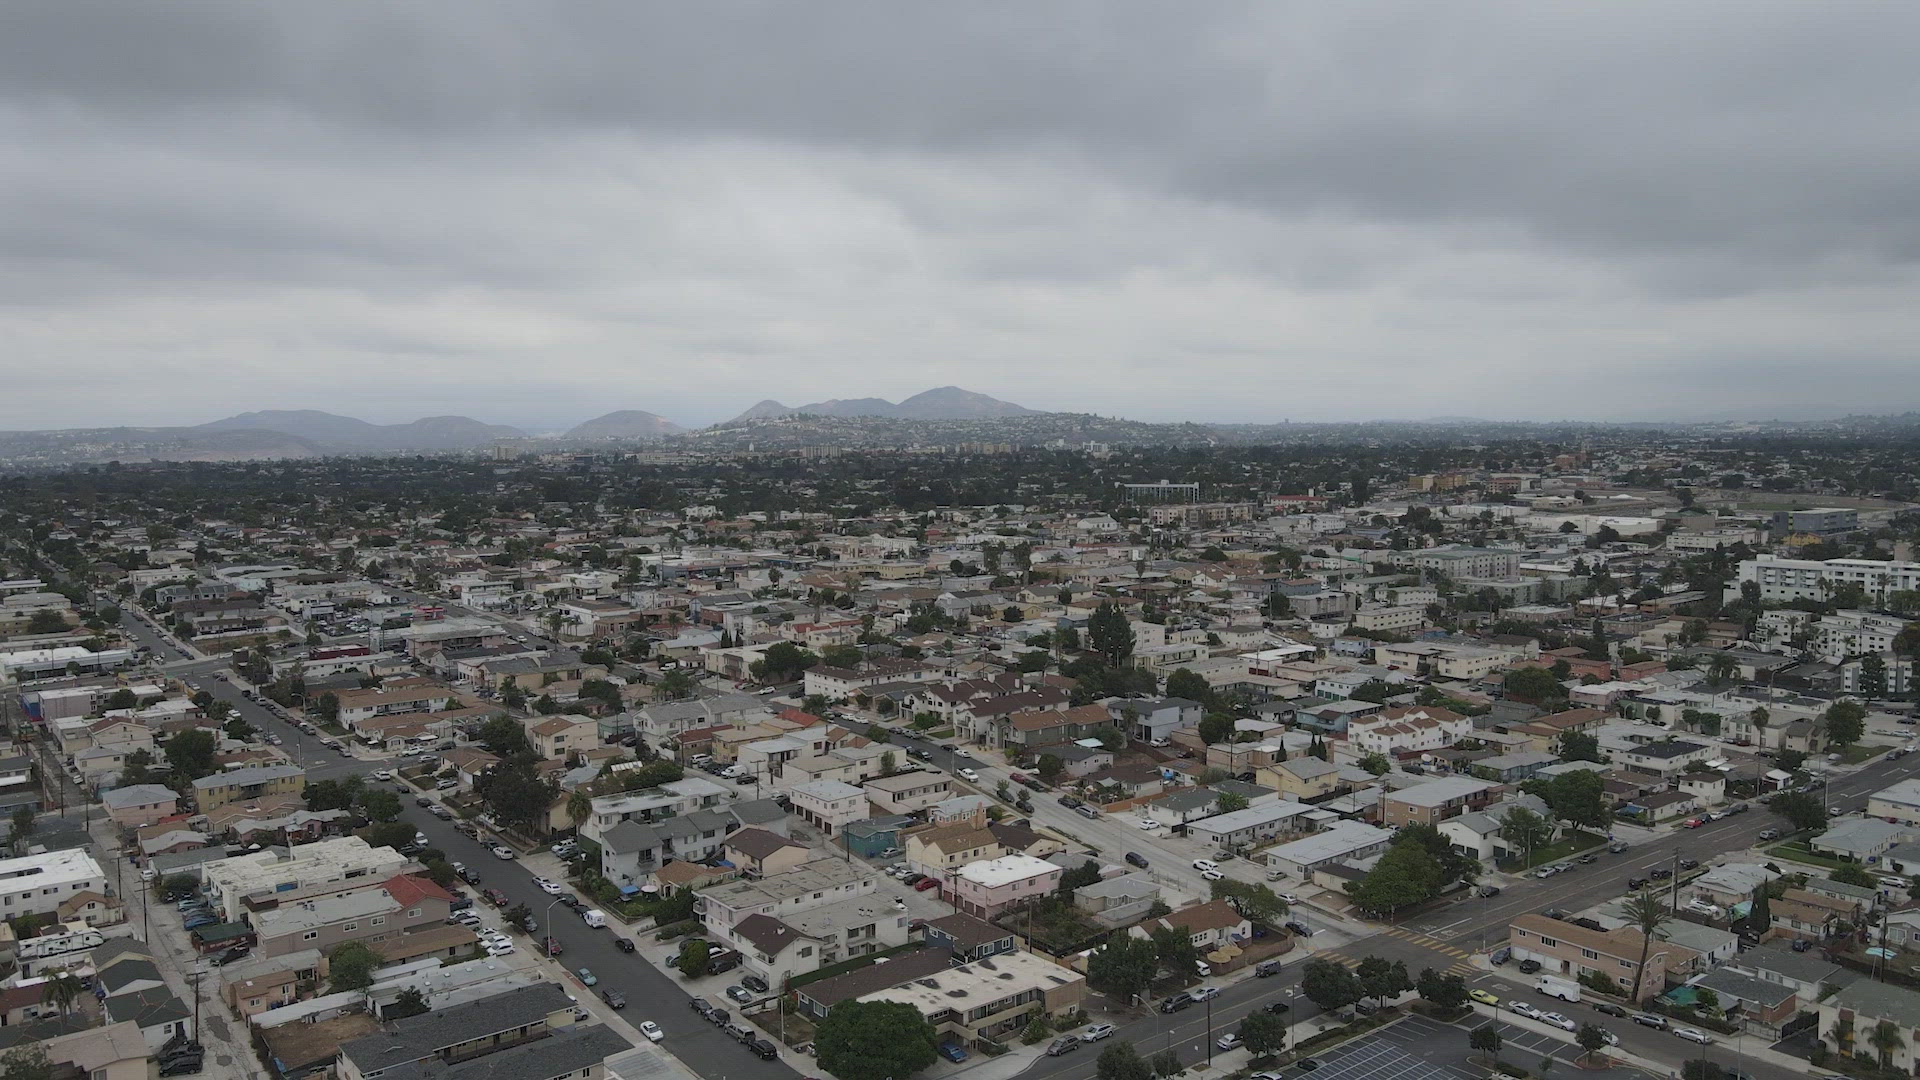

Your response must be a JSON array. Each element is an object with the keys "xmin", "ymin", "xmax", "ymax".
[
  {"xmin": 373, "ymin": 1024, "xmax": 631, "ymax": 1080},
  {"xmin": 1829, "ymin": 978, "xmax": 1920, "ymax": 1030},
  {"xmin": 340, "ymin": 983, "xmax": 575, "ymax": 1073}
]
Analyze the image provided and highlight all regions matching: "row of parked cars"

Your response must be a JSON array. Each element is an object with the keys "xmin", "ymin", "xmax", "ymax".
[{"xmin": 688, "ymin": 996, "xmax": 780, "ymax": 1059}]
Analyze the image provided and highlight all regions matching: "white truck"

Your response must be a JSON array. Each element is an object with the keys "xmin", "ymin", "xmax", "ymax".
[
  {"xmin": 582, "ymin": 910, "xmax": 607, "ymax": 929},
  {"xmin": 1536, "ymin": 975, "xmax": 1581, "ymax": 1003}
]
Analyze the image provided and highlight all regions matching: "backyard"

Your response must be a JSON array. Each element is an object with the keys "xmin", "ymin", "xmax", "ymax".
[{"xmin": 1497, "ymin": 830, "xmax": 1604, "ymax": 872}]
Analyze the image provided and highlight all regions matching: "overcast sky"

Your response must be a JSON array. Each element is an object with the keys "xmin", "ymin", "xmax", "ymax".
[{"xmin": 4, "ymin": 2, "xmax": 1918, "ymax": 432}]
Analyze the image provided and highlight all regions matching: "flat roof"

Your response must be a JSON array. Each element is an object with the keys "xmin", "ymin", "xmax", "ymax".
[{"xmin": 955, "ymin": 854, "xmax": 1060, "ymax": 888}]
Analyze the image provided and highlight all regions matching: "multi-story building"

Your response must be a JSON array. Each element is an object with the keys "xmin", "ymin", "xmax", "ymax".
[
  {"xmin": 1736, "ymin": 555, "xmax": 1920, "ymax": 605},
  {"xmin": 337, "ymin": 983, "xmax": 626, "ymax": 1080},
  {"xmin": 1397, "ymin": 547, "xmax": 1522, "ymax": 580},
  {"xmin": 250, "ymin": 874, "xmax": 455, "ymax": 958},
  {"xmin": 863, "ymin": 771, "xmax": 955, "ymax": 815},
  {"xmin": 579, "ymin": 776, "xmax": 733, "ymax": 846},
  {"xmin": 1379, "ymin": 776, "xmax": 1503, "ymax": 827},
  {"xmin": 1342, "ymin": 706, "xmax": 1471, "ymax": 762},
  {"xmin": 334, "ymin": 679, "xmax": 457, "ymax": 731},
  {"xmin": 1773, "ymin": 507, "xmax": 1860, "ymax": 539},
  {"xmin": 0, "ymin": 849, "xmax": 108, "ymax": 921},
  {"xmin": 946, "ymin": 855, "xmax": 1062, "ymax": 919},
  {"xmin": 696, "ymin": 858, "xmax": 876, "ymax": 939},
  {"xmin": 1352, "ymin": 605, "xmax": 1425, "ymax": 635},
  {"xmin": 192, "ymin": 763, "xmax": 306, "ymax": 812},
  {"xmin": 1812, "ymin": 611, "xmax": 1913, "ymax": 660},
  {"xmin": 202, "ymin": 836, "xmax": 411, "ymax": 922},
  {"xmin": 1508, "ymin": 913, "xmax": 1675, "ymax": 1002},
  {"xmin": 859, "ymin": 949, "xmax": 1087, "ymax": 1045},
  {"xmin": 790, "ymin": 780, "xmax": 866, "ymax": 837},
  {"xmin": 1814, "ymin": 980, "xmax": 1920, "ymax": 1076}
]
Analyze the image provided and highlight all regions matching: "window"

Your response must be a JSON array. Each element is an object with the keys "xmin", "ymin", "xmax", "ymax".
[
  {"xmin": 1538, "ymin": 936, "xmax": 1558, "ymax": 947},
  {"xmin": 1581, "ymin": 948, "xmax": 1598, "ymax": 960},
  {"xmin": 303, "ymin": 931, "xmax": 319, "ymax": 941},
  {"xmin": 408, "ymin": 908, "xmax": 422, "ymax": 917},
  {"xmin": 344, "ymin": 922, "xmax": 358, "ymax": 932},
  {"xmin": 371, "ymin": 916, "xmax": 385, "ymax": 926},
  {"xmin": 1619, "ymin": 959, "xmax": 1633, "ymax": 969}
]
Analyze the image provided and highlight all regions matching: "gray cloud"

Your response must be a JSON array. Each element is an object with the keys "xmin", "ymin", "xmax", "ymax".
[{"xmin": 2, "ymin": 1, "xmax": 1918, "ymax": 430}]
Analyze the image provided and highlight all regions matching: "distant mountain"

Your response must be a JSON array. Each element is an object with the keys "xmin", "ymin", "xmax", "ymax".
[
  {"xmin": 196, "ymin": 409, "xmax": 524, "ymax": 450},
  {"xmin": 723, "ymin": 386, "xmax": 1036, "ymax": 424},
  {"xmin": 565, "ymin": 410, "xmax": 687, "ymax": 440}
]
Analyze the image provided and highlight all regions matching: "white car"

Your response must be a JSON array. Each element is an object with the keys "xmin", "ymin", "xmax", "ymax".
[
  {"xmin": 1217, "ymin": 1034, "xmax": 1243, "ymax": 1051},
  {"xmin": 640, "ymin": 1021, "xmax": 664, "ymax": 1042},
  {"xmin": 1191, "ymin": 986, "xmax": 1220, "ymax": 1002},
  {"xmin": 1507, "ymin": 1001, "xmax": 1543, "ymax": 1020},
  {"xmin": 957, "ymin": 768, "xmax": 979, "ymax": 782},
  {"xmin": 1201, "ymin": 869, "xmax": 1225, "ymax": 881},
  {"xmin": 1136, "ymin": 819, "xmax": 1159, "ymax": 831},
  {"xmin": 140, "ymin": 867, "xmax": 157, "ymax": 882},
  {"xmin": 1082, "ymin": 1024, "xmax": 1116, "ymax": 1042},
  {"xmin": 1540, "ymin": 1012, "xmax": 1576, "ymax": 1031},
  {"xmin": 493, "ymin": 846, "xmax": 516, "ymax": 860},
  {"xmin": 486, "ymin": 942, "xmax": 515, "ymax": 956},
  {"xmin": 536, "ymin": 878, "xmax": 563, "ymax": 894},
  {"xmin": 1276, "ymin": 893, "xmax": 1300, "ymax": 905},
  {"xmin": 372, "ymin": 770, "xmax": 392, "ymax": 781},
  {"xmin": 1193, "ymin": 859, "xmax": 1220, "ymax": 873}
]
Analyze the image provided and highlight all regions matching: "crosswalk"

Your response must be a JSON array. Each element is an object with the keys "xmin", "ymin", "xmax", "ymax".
[{"xmin": 1317, "ymin": 926, "xmax": 1484, "ymax": 982}]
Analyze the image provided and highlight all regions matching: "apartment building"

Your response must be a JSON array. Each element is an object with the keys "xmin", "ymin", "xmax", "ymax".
[
  {"xmin": 790, "ymin": 780, "xmax": 866, "ymax": 837},
  {"xmin": 336, "ymin": 983, "xmax": 619, "ymax": 1080},
  {"xmin": 1509, "ymin": 913, "xmax": 1676, "ymax": 1003},
  {"xmin": 1736, "ymin": 555, "xmax": 1920, "ymax": 605},
  {"xmin": 579, "ymin": 776, "xmax": 733, "ymax": 846},
  {"xmin": 202, "ymin": 836, "xmax": 411, "ymax": 922},
  {"xmin": 1352, "ymin": 605, "xmax": 1425, "ymax": 635},
  {"xmin": 251, "ymin": 874, "xmax": 455, "ymax": 958},
  {"xmin": 192, "ymin": 763, "xmax": 306, "ymax": 812},
  {"xmin": 864, "ymin": 771, "xmax": 955, "ymax": 815},
  {"xmin": 526, "ymin": 714, "xmax": 599, "ymax": 760},
  {"xmin": 696, "ymin": 858, "xmax": 876, "ymax": 938},
  {"xmin": 802, "ymin": 658, "xmax": 939, "ymax": 701},
  {"xmin": 860, "ymin": 950, "xmax": 1088, "ymax": 1045},
  {"xmin": 946, "ymin": 855, "xmax": 1062, "ymax": 919},
  {"xmin": 1812, "ymin": 610, "xmax": 1913, "ymax": 659},
  {"xmin": 1343, "ymin": 706, "xmax": 1471, "ymax": 761},
  {"xmin": 1815, "ymin": 980, "xmax": 1920, "ymax": 1076},
  {"xmin": 0, "ymin": 849, "xmax": 108, "ymax": 921},
  {"xmin": 335, "ymin": 679, "xmax": 457, "ymax": 731},
  {"xmin": 1380, "ymin": 776, "xmax": 1503, "ymax": 827},
  {"xmin": 904, "ymin": 820, "xmax": 1003, "ymax": 878}
]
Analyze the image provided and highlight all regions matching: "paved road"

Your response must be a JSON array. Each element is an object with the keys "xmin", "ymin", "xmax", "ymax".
[{"xmin": 396, "ymin": 800, "xmax": 802, "ymax": 1080}]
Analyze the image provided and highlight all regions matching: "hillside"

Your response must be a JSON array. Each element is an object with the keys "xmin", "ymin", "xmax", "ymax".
[{"xmin": 565, "ymin": 410, "xmax": 687, "ymax": 440}]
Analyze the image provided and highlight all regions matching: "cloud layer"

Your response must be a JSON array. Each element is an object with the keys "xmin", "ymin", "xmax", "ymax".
[{"xmin": 4, "ymin": 1, "xmax": 1917, "ymax": 430}]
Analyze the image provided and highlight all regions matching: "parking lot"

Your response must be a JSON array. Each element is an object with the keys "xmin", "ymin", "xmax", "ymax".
[{"xmin": 1370, "ymin": 1014, "xmax": 1651, "ymax": 1080}]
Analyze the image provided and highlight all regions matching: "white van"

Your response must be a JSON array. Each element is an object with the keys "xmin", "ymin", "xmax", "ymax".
[{"xmin": 582, "ymin": 910, "xmax": 607, "ymax": 929}]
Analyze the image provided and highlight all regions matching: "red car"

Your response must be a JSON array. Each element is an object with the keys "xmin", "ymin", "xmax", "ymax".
[
  {"xmin": 482, "ymin": 888, "xmax": 509, "ymax": 906},
  {"xmin": 914, "ymin": 878, "xmax": 940, "ymax": 892},
  {"xmin": 1682, "ymin": 818, "xmax": 1706, "ymax": 829}
]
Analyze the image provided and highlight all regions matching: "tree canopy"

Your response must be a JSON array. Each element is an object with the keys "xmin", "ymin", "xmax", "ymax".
[{"xmin": 816, "ymin": 999, "xmax": 939, "ymax": 1080}]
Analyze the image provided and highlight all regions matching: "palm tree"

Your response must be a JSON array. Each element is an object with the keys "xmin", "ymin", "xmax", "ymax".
[
  {"xmin": 566, "ymin": 788, "xmax": 592, "ymax": 834},
  {"xmin": 1828, "ymin": 1013, "xmax": 1855, "ymax": 1060},
  {"xmin": 42, "ymin": 970, "xmax": 81, "ymax": 1016},
  {"xmin": 1621, "ymin": 891, "xmax": 1672, "ymax": 1003},
  {"xmin": 1869, "ymin": 1020, "xmax": 1904, "ymax": 1069}
]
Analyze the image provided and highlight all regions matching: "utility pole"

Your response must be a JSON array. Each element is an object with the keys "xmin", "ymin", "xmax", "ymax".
[
  {"xmin": 1670, "ymin": 848, "xmax": 1681, "ymax": 915},
  {"xmin": 1204, "ymin": 992, "xmax": 1214, "ymax": 1065}
]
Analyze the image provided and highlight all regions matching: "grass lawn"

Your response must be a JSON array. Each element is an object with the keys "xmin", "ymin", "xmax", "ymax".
[
  {"xmin": 1839, "ymin": 743, "xmax": 1892, "ymax": 765},
  {"xmin": 1499, "ymin": 830, "xmax": 1605, "ymax": 871},
  {"xmin": 1766, "ymin": 839, "xmax": 1854, "ymax": 872}
]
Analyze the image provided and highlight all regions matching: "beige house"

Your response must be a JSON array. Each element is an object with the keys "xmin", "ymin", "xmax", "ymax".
[
  {"xmin": 725, "ymin": 828, "xmax": 810, "ymax": 878},
  {"xmin": 43, "ymin": 1021, "xmax": 151, "ymax": 1080},
  {"xmin": 903, "ymin": 818, "xmax": 1003, "ymax": 878},
  {"xmin": 864, "ymin": 771, "xmax": 955, "ymax": 815},
  {"xmin": 1256, "ymin": 757, "xmax": 1343, "ymax": 801},
  {"xmin": 192, "ymin": 763, "xmax": 306, "ymax": 812},
  {"xmin": 527, "ymin": 714, "xmax": 599, "ymax": 761},
  {"xmin": 102, "ymin": 783, "xmax": 180, "ymax": 828},
  {"xmin": 252, "ymin": 874, "xmax": 454, "ymax": 958},
  {"xmin": 1508, "ymin": 913, "xmax": 1682, "ymax": 1002}
]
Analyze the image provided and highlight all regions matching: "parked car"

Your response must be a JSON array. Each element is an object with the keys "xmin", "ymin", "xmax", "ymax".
[
  {"xmin": 725, "ymin": 985, "xmax": 753, "ymax": 1004},
  {"xmin": 1628, "ymin": 876, "xmax": 1651, "ymax": 890},
  {"xmin": 1517, "ymin": 959, "xmax": 1542, "ymax": 975},
  {"xmin": 1682, "ymin": 818, "xmax": 1706, "ymax": 829},
  {"xmin": 914, "ymin": 878, "xmax": 940, "ymax": 891},
  {"xmin": 1470, "ymin": 989, "xmax": 1500, "ymax": 1006},
  {"xmin": 1673, "ymin": 1027, "xmax": 1713, "ymax": 1045},
  {"xmin": 1126, "ymin": 852, "xmax": 1150, "ymax": 868},
  {"xmin": 939, "ymin": 1043, "xmax": 969, "ymax": 1063},
  {"xmin": 639, "ymin": 1021, "xmax": 664, "ymax": 1042},
  {"xmin": 602, "ymin": 989, "xmax": 627, "ymax": 1009},
  {"xmin": 1083, "ymin": 1024, "xmax": 1117, "ymax": 1042},
  {"xmin": 1047, "ymin": 1037, "xmax": 1082, "ymax": 1057},
  {"xmin": 1650, "ymin": 867, "xmax": 1674, "ymax": 880},
  {"xmin": 1191, "ymin": 986, "xmax": 1219, "ymax": 1002},
  {"xmin": 614, "ymin": 937, "xmax": 637, "ymax": 954},
  {"xmin": 1541, "ymin": 1012, "xmax": 1577, "ymax": 1031},
  {"xmin": 1216, "ymin": 1034, "xmax": 1244, "ymax": 1051},
  {"xmin": 492, "ymin": 845, "xmax": 516, "ymax": 860},
  {"xmin": 1159, "ymin": 993, "xmax": 1196, "ymax": 1014},
  {"xmin": 741, "ymin": 974, "xmax": 769, "ymax": 993},
  {"xmin": 1679, "ymin": 858, "xmax": 1700, "ymax": 870},
  {"xmin": 1507, "ymin": 1001, "xmax": 1543, "ymax": 1020},
  {"xmin": 1632, "ymin": 1013, "xmax": 1670, "ymax": 1029},
  {"xmin": 1593, "ymin": 1003, "xmax": 1629, "ymax": 1018},
  {"xmin": 748, "ymin": 1038, "xmax": 779, "ymax": 1060}
]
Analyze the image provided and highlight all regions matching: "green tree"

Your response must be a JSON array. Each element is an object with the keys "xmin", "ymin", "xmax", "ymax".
[
  {"xmin": 1087, "ymin": 603, "xmax": 1136, "ymax": 666},
  {"xmin": 39, "ymin": 970, "xmax": 82, "ymax": 1016},
  {"xmin": 474, "ymin": 757, "xmax": 558, "ymax": 833},
  {"xmin": 1556, "ymin": 731, "xmax": 1603, "ymax": 763},
  {"xmin": 1348, "ymin": 837, "xmax": 1444, "ymax": 915},
  {"xmin": 313, "ymin": 692, "xmax": 341, "ymax": 726},
  {"xmin": 1859, "ymin": 654, "xmax": 1889, "ymax": 702},
  {"xmin": 1150, "ymin": 925, "xmax": 1199, "ymax": 977},
  {"xmin": 117, "ymin": 748, "xmax": 155, "ymax": 786},
  {"xmin": 1238, "ymin": 1011, "xmax": 1289, "ymax": 1055},
  {"xmin": 1825, "ymin": 700, "xmax": 1867, "ymax": 750},
  {"xmin": 368, "ymin": 821, "xmax": 415, "ymax": 850},
  {"xmin": 1197, "ymin": 712, "xmax": 1235, "ymax": 746},
  {"xmin": 1215, "ymin": 792, "xmax": 1250, "ymax": 814},
  {"xmin": 816, "ymin": 999, "xmax": 939, "ymax": 1080},
  {"xmin": 1150, "ymin": 1049, "xmax": 1184, "ymax": 1078},
  {"xmin": 1529, "ymin": 769, "xmax": 1610, "ymax": 830},
  {"xmin": 327, "ymin": 941, "xmax": 382, "ymax": 992},
  {"xmin": 387, "ymin": 986, "xmax": 430, "ymax": 1018},
  {"xmin": 1829, "ymin": 862, "xmax": 1875, "ymax": 889},
  {"xmin": 0, "ymin": 1044, "xmax": 53, "ymax": 1080},
  {"xmin": 477, "ymin": 714, "xmax": 531, "ymax": 757},
  {"xmin": 8, "ymin": 806, "xmax": 35, "ymax": 849},
  {"xmin": 1748, "ymin": 884, "xmax": 1772, "ymax": 936},
  {"xmin": 1164, "ymin": 668, "xmax": 1214, "ymax": 707},
  {"xmin": 1503, "ymin": 665, "xmax": 1565, "ymax": 704},
  {"xmin": 356, "ymin": 788, "xmax": 403, "ymax": 822},
  {"xmin": 1086, "ymin": 936, "xmax": 1160, "ymax": 1002},
  {"xmin": 1359, "ymin": 752, "xmax": 1393, "ymax": 776},
  {"xmin": 1035, "ymin": 754, "xmax": 1065, "ymax": 782},
  {"xmin": 163, "ymin": 728, "xmax": 218, "ymax": 781},
  {"xmin": 1869, "ymin": 1020, "xmax": 1906, "ymax": 1069},
  {"xmin": 1704, "ymin": 652, "xmax": 1739, "ymax": 687},
  {"xmin": 1470, "ymin": 1025, "xmax": 1503, "ymax": 1065},
  {"xmin": 676, "ymin": 939, "xmax": 712, "ymax": 979},
  {"xmin": 1771, "ymin": 792, "xmax": 1828, "ymax": 833},
  {"xmin": 1621, "ymin": 891, "xmax": 1672, "ymax": 1002},
  {"xmin": 1576, "ymin": 1024, "xmax": 1610, "ymax": 1064},
  {"xmin": 1096, "ymin": 1042, "xmax": 1154, "ymax": 1080},
  {"xmin": 1357, "ymin": 956, "xmax": 1413, "ymax": 1007},
  {"xmin": 104, "ymin": 688, "xmax": 138, "ymax": 711},
  {"xmin": 1348, "ymin": 679, "xmax": 1400, "ymax": 704},
  {"xmin": 1209, "ymin": 879, "xmax": 1290, "ymax": 924},
  {"xmin": 750, "ymin": 642, "xmax": 819, "ymax": 684},
  {"xmin": 1301, "ymin": 958, "xmax": 1364, "ymax": 1011},
  {"xmin": 1416, "ymin": 967, "xmax": 1468, "ymax": 1011},
  {"xmin": 1058, "ymin": 859, "xmax": 1103, "ymax": 895}
]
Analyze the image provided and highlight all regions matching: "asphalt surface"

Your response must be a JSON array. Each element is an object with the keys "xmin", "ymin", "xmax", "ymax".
[{"xmin": 394, "ymin": 799, "xmax": 804, "ymax": 1080}]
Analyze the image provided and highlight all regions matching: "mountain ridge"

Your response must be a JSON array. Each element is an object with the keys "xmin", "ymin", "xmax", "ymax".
[
  {"xmin": 565, "ymin": 410, "xmax": 687, "ymax": 440},
  {"xmin": 723, "ymin": 386, "xmax": 1035, "ymax": 424}
]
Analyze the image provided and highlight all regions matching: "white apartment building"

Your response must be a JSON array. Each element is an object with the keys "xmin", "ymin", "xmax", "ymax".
[
  {"xmin": 1344, "ymin": 706, "xmax": 1473, "ymax": 760},
  {"xmin": 790, "ymin": 780, "xmax": 866, "ymax": 837},
  {"xmin": 0, "ymin": 849, "xmax": 107, "ymax": 920},
  {"xmin": 696, "ymin": 858, "xmax": 876, "ymax": 938},
  {"xmin": 1813, "ymin": 611, "xmax": 1912, "ymax": 660},
  {"xmin": 579, "ymin": 777, "xmax": 733, "ymax": 846},
  {"xmin": 1352, "ymin": 605, "xmax": 1425, "ymax": 635},
  {"xmin": 1869, "ymin": 779, "xmax": 1920, "ymax": 828},
  {"xmin": 1736, "ymin": 555, "xmax": 1920, "ymax": 605},
  {"xmin": 201, "ymin": 837, "xmax": 411, "ymax": 922}
]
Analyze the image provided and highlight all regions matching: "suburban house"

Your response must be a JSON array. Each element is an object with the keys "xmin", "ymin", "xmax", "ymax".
[
  {"xmin": 1508, "ymin": 913, "xmax": 1680, "ymax": 1003},
  {"xmin": 945, "ymin": 855, "xmax": 1062, "ymax": 919},
  {"xmin": 1131, "ymin": 899, "xmax": 1251, "ymax": 954}
]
